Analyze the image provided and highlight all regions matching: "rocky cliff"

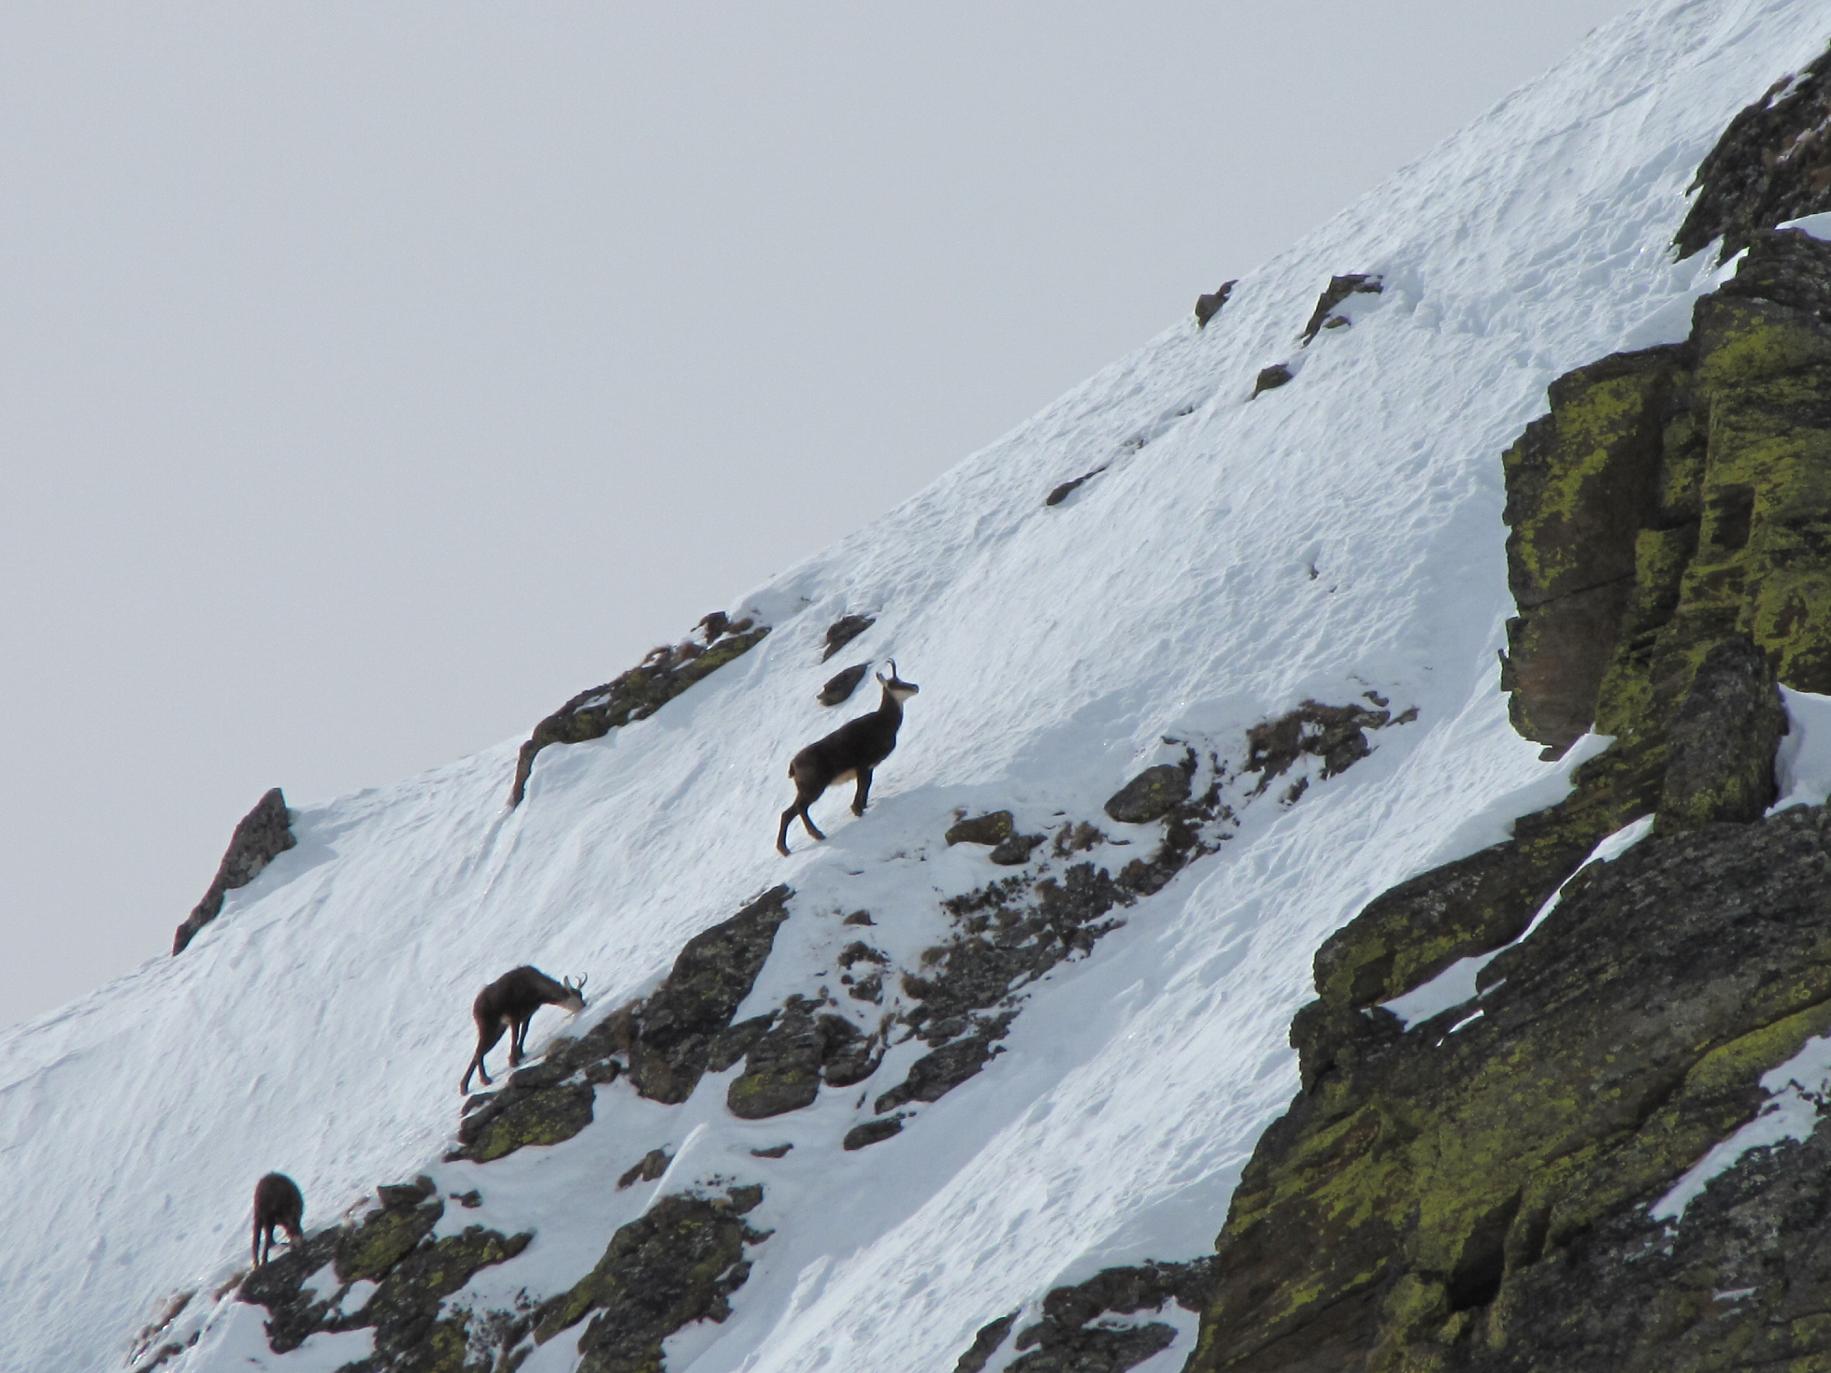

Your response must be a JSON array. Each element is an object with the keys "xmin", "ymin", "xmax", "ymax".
[{"xmin": 1187, "ymin": 53, "xmax": 1831, "ymax": 1373}]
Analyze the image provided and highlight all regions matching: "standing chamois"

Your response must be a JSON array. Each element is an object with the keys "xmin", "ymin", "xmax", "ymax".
[
  {"xmin": 251, "ymin": 1171, "xmax": 304, "ymax": 1268},
  {"xmin": 777, "ymin": 660, "xmax": 920, "ymax": 855},
  {"xmin": 460, "ymin": 966, "xmax": 587, "ymax": 1094}
]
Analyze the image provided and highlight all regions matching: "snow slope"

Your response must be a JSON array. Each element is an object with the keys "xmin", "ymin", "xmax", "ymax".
[{"xmin": 6, "ymin": 2, "xmax": 1826, "ymax": 1368}]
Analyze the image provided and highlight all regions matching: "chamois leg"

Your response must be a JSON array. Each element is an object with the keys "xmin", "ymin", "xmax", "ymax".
[
  {"xmin": 252, "ymin": 1217, "xmax": 264, "ymax": 1268},
  {"xmin": 851, "ymin": 768, "xmax": 873, "ymax": 816},
  {"xmin": 462, "ymin": 1018, "xmax": 508, "ymax": 1093},
  {"xmin": 509, "ymin": 1013, "xmax": 532, "ymax": 1067},
  {"xmin": 778, "ymin": 784, "xmax": 827, "ymax": 856}
]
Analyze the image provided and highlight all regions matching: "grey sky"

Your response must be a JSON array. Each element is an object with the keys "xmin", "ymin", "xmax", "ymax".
[{"xmin": 1, "ymin": 2, "xmax": 1642, "ymax": 1028}]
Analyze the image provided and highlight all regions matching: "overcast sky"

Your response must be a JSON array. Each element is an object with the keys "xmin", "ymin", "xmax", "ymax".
[{"xmin": 0, "ymin": 2, "xmax": 1644, "ymax": 1029}]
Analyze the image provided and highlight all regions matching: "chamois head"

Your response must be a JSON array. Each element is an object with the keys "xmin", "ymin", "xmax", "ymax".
[
  {"xmin": 461, "ymin": 966, "xmax": 591, "ymax": 1094},
  {"xmin": 558, "ymin": 973, "xmax": 588, "ymax": 1014},
  {"xmin": 877, "ymin": 659, "xmax": 920, "ymax": 704}
]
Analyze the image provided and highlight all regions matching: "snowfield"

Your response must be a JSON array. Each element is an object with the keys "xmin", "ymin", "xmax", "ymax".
[{"xmin": 6, "ymin": 2, "xmax": 1829, "ymax": 1369}]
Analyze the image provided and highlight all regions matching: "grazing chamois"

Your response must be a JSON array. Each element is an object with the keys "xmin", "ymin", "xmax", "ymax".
[
  {"xmin": 777, "ymin": 660, "xmax": 920, "ymax": 856},
  {"xmin": 251, "ymin": 1172, "xmax": 304, "ymax": 1268},
  {"xmin": 460, "ymin": 966, "xmax": 588, "ymax": 1094}
]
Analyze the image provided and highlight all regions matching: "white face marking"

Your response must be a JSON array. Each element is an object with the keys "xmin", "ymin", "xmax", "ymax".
[{"xmin": 888, "ymin": 684, "xmax": 919, "ymax": 702}]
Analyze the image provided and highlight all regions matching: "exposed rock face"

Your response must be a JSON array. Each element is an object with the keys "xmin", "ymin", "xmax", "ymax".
[
  {"xmin": 1501, "ymin": 228, "xmax": 1831, "ymax": 757},
  {"xmin": 1656, "ymin": 633, "xmax": 1784, "ymax": 829},
  {"xmin": 1498, "ymin": 345, "xmax": 1681, "ymax": 753},
  {"xmin": 1300, "ymin": 272, "xmax": 1384, "ymax": 343},
  {"xmin": 1676, "ymin": 41, "xmax": 1831, "ymax": 261},
  {"xmin": 1189, "ymin": 807, "xmax": 1831, "ymax": 1373},
  {"xmin": 726, "ymin": 996, "xmax": 880, "ymax": 1119},
  {"xmin": 508, "ymin": 613, "xmax": 768, "ymax": 807},
  {"xmin": 628, "ymin": 885, "xmax": 794, "ymax": 1104},
  {"xmin": 1194, "ymin": 279, "xmax": 1236, "ymax": 329},
  {"xmin": 172, "ymin": 787, "xmax": 295, "ymax": 955},
  {"xmin": 956, "ymin": 1258, "xmax": 1217, "ymax": 1372},
  {"xmin": 238, "ymin": 1176, "xmax": 533, "ymax": 1367},
  {"xmin": 532, "ymin": 1186, "xmax": 767, "ymax": 1373},
  {"xmin": 1187, "ymin": 112, "xmax": 1831, "ymax": 1369}
]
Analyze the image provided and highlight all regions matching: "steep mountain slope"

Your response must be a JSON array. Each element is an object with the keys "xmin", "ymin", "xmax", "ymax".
[{"xmin": 5, "ymin": 2, "xmax": 1828, "ymax": 1370}]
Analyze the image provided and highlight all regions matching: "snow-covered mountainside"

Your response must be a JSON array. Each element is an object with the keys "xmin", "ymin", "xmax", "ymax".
[{"xmin": 7, "ymin": 2, "xmax": 1830, "ymax": 1370}]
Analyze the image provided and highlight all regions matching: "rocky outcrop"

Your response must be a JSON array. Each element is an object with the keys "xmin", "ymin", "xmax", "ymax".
[
  {"xmin": 508, "ymin": 613, "xmax": 769, "ymax": 806},
  {"xmin": 822, "ymin": 613, "xmax": 875, "ymax": 661},
  {"xmin": 172, "ymin": 787, "xmax": 296, "ymax": 955},
  {"xmin": 1676, "ymin": 41, "xmax": 1831, "ymax": 261},
  {"xmin": 1501, "ymin": 228, "xmax": 1831, "ymax": 757},
  {"xmin": 1251, "ymin": 363, "xmax": 1294, "ymax": 397},
  {"xmin": 1300, "ymin": 272, "xmax": 1383, "ymax": 343},
  {"xmin": 627, "ymin": 884, "xmax": 794, "ymax": 1104},
  {"xmin": 1187, "ymin": 120, "xmax": 1831, "ymax": 1370},
  {"xmin": 1045, "ymin": 465, "xmax": 1108, "ymax": 507},
  {"xmin": 956, "ymin": 1258, "xmax": 1216, "ymax": 1372},
  {"xmin": 817, "ymin": 662, "xmax": 869, "ymax": 706},
  {"xmin": 858, "ymin": 709, "xmax": 1404, "ymax": 1140},
  {"xmin": 531, "ymin": 1186, "xmax": 767, "ymax": 1373},
  {"xmin": 1189, "ymin": 807, "xmax": 1831, "ymax": 1373},
  {"xmin": 238, "ymin": 1175, "xmax": 533, "ymax": 1368}
]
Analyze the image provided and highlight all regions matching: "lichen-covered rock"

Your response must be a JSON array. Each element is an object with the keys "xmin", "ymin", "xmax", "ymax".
[
  {"xmin": 172, "ymin": 786, "xmax": 295, "ymax": 954},
  {"xmin": 533, "ymin": 1188, "xmax": 767, "ymax": 1372},
  {"xmin": 1498, "ymin": 346, "xmax": 1681, "ymax": 754},
  {"xmin": 1299, "ymin": 273, "xmax": 1383, "ymax": 343},
  {"xmin": 817, "ymin": 662, "xmax": 869, "ymax": 706},
  {"xmin": 1194, "ymin": 279, "xmax": 1236, "ymax": 329},
  {"xmin": 453, "ymin": 1079, "xmax": 594, "ymax": 1163},
  {"xmin": 1657, "ymin": 633, "xmax": 1784, "ymax": 830},
  {"xmin": 961, "ymin": 1259, "xmax": 1217, "ymax": 1373},
  {"xmin": 1103, "ymin": 764, "xmax": 1191, "ymax": 824},
  {"xmin": 362, "ymin": 1227, "xmax": 533, "ymax": 1367},
  {"xmin": 508, "ymin": 614, "xmax": 768, "ymax": 806},
  {"xmin": 239, "ymin": 1211, "xmax": 530, "ymax": 1368},
  {"xmin": 1676, "ymin": 41, "xmax": 1831, "ymax": 261},
  {"xmin": 1503, "ymin": 230, "xmax": 1831, "ymax": 760},
  {"xmin": 1186, "ymin": 804, "xmax": 1831, "ymax": 1373},
  {"xmin": 629, "ymin": 885, "xmax": 793, "ymax": 1104},
  {"xmin": 946, "ymin": 810, "xmax": 1015, "ymax": 845},
  {"xmin": 337, "ymin": 1181, "xmax": 442, "ymax": 1282},
  {"xmin": 727, "ymin": 999, "xmax": 824, "ymax": 1119}
]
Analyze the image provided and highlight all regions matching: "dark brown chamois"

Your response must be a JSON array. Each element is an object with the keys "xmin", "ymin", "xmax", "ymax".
[
  {"xmin": 251, "ymin": 1171, "xmax": 304, "ymax": 1268},
  {"xmin": 777, "ymin": 660, "xmax": 920, "ymax": 856},
  {"xmin": 460, "ymin": 966, "xmax": 587, "ymax": 1094}
]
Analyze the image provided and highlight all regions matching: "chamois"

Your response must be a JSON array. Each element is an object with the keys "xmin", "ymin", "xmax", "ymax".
[
  {"xmin": 460, "ymin": 966, "xmax": 587, "ymax": 1094},
  {"xmin": 251, "ymin": 1172, "xmax": 304, "ymax": 1268},
  {"xmin": 777, "ymin": 660, "xmax": 920, "ymax": 856}
]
